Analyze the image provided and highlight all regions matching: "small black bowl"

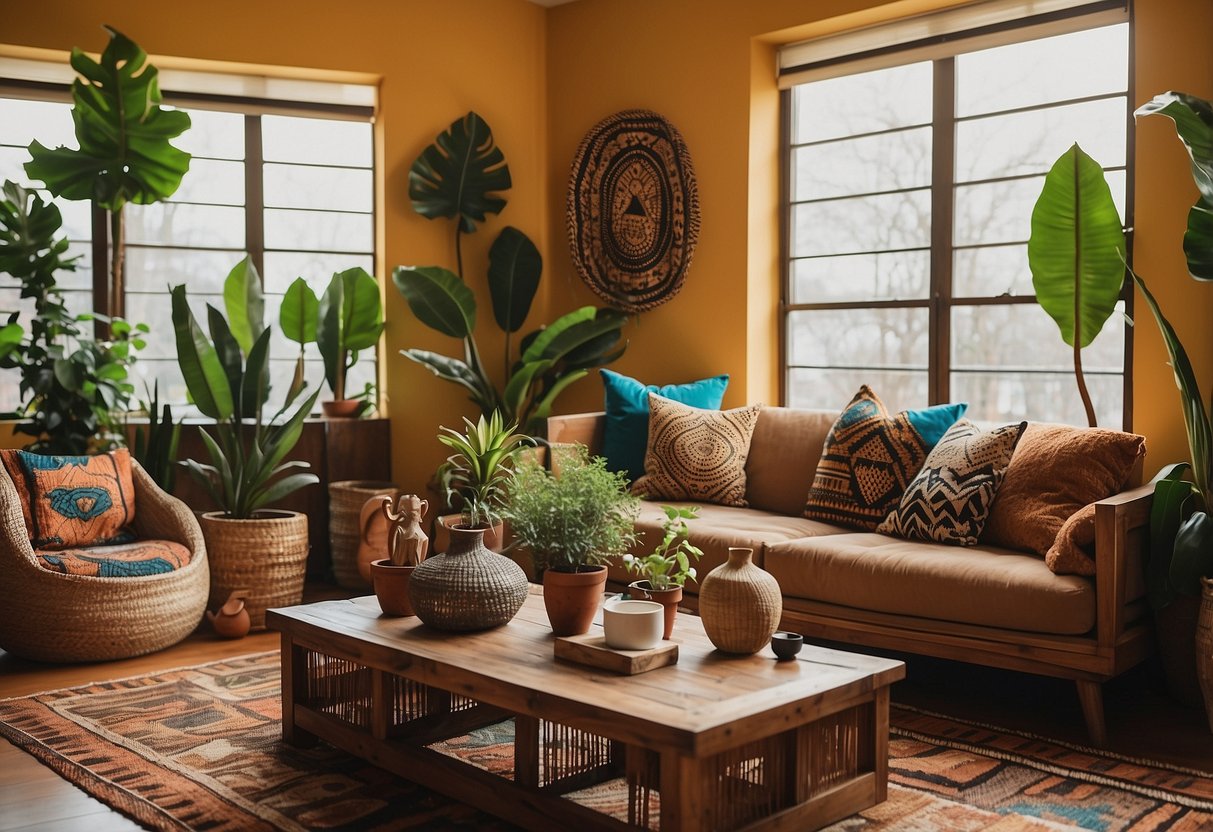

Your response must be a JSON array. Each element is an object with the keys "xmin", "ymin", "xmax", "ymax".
[{"xmin": 771, "ymin": 631, "xmax": 804, "ymax": 661}]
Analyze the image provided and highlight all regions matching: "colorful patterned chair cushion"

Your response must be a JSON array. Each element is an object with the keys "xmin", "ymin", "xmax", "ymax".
[
  {"xmin": 876, "ymin": 419, "xmax": 1026, "ymax": 546},
  {"xmin": 12, "ymin": 449, "xmax": 137, "ymax": 550},
  {"xmin": 35, "ymin": 539, "xmax": 191, "ymax": 578},
  {"xmin": 805, "ymin": 386, "xmax": 967, "ymax": 531},
  {"xmin": 633, "ymin": 394, "xmax": 762, "ymax": 507}
]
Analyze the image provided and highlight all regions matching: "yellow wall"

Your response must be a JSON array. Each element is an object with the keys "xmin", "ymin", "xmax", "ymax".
[{"xmin": 2, "ymin": 0, "xmax": 547, "ymax": 492}]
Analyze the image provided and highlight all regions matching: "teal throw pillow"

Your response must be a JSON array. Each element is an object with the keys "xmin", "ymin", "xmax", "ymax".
[{"xmin": 601, "ymin": 369, "xmax": 729, "ymax": 481}]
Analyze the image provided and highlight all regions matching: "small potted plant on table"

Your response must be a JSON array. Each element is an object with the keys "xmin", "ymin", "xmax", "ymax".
[
  {"xmin": 503, "ymin": 445, "xmax": 639, "ymax": 636},
  {"xmin": 623, "ymin": 505, "xmax": 702, "ymax": 639}
]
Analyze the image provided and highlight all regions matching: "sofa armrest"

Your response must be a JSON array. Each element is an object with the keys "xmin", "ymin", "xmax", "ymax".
[
  {"xmin": 1094, "ymin": 483, "xmax": 1152, "ymax": 652},
  {"xmin": 546, "ymin": 412, "xmax": 606, "ymax": 457}
]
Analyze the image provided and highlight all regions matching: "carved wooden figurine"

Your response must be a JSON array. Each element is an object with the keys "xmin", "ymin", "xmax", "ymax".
[{"xmin": 383, "ymin": 494, "xmax": 429, "ymax": 566}]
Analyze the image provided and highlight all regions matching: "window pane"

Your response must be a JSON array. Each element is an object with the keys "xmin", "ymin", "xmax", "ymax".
[
  {"xmin": 0, "ymin": 97, "xmax": 74, "ymax": 147},
  {"xmin": 952, "ymin": 371, "xmax": 1122, "ymax": 428},
  {"xmin": 263, "ymin": 116, "xmax": 372, "ymax": 166},
  {"xmin": 956, "ymin": 24, "xmax": 1129, "ymax": 117},
  {"xmin": 263, "ymin": 252, "xmax": 376, "ymax": 294},
  {"xmin": 171, "ymin": 158, "xmax": 245, "ymax": 206},
  {"xmin": 792, "ymin": 190, "xmax": 931, "ymax": 257},
  {"xmin": 788, "ymin": 367, "xmax": 928, "ymax": 412},
  {"xmin": 0, "ymin": 146, "xmax": 36, "ymax": 186},
  {"xmin": 126, "ymin": 203, "xmax": 245, "ymax": 248},
  {"xmin": 793, "ymin": 127, "xmax": 931, "ymax": 201},
  {"xmin": 125, "ymin": 290, "xmax": 220, "ymax": 359},
  {"xmin": 791, "ymin": 250, "xmax": 929, "ymax": 303},
  {"xmin": 264, "ymin": 208, "xmax": 373, "ymax": 252},
  {"xmin": 951, "ymin": 302, "xmax": 1124, "ymax": 373},
  {"xmin": 956, "ymin": 97, "xmax": 1127, "ymax": 183},
  {"xmin": 264, "ymin": 164, "xmax": 372, "ymax": 212},
  {"xmin": 793, "ymin": 62, "xmax": 932, "ymax": 144},
  {"xmin": 953, "ymin": 244, "xmax": 1033, "ymax": 298},
  {"xmin": 125, "ymin": 248, "xmax": 243, "ymax": 294},
  {"xmin": 174, "ymin": 109, "xmax": 244, "ymax": 160},
  {"xmin": 787, "ymin": 307, "xmax": 929, "ymax": 369},
  {"xmin": 954, "ymin": 171, "xmax": 1125, "ymax": 247}
]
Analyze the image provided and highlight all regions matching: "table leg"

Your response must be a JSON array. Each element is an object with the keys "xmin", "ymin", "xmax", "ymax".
[
  {"xmin": 515, "ymin": 714, "xmax": 540, "ymax": 789},
  {"xmin": 280, "ymin": 634, "xmax": 318, "ymax": 748},
  {"xmin": 873, "ymin": 686, "xmax": 889, "ymax": 803},
  {"xmin": 660, "ymin": 752, "xmax": 708, "ymax": 832}
]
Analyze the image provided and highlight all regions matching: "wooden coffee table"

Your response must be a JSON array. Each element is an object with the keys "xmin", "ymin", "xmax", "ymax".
[{"xmin": 267, "ymin": 592, "xmax": 904, "ymax": 831}]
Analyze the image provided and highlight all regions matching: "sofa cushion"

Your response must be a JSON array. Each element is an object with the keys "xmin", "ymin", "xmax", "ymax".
[
  {"xmin": 610, "ymin": 501, "xmax": 849, "ymax": 592},
  {"xmin": 633, "ymin": 395, "xmax": 761, "ymax": 507},
  {"xmin": 982, "ymin": 423, "xmax": 1145, "ymax": 564},
  {"xmin": 805, "ymin": 386, "xmax": 967, "ymax": 531},
  {"xmin": 765, "ymin": 533, "xmax": 1095, "ymax": 635},
  {"xmin": 14, "ymin": 449, "xmax": 137, "ymax": 550},
  {"xmin": 745, "ymin": 407, "xmax": 837, "ymax": 516},
  {"xmin": 876, "ymin": 419, "xmax": 1025, "ymax": 546},
  {"xmin": 35, "ymin": 539, "xmax": 191, "ymax": 578},
  {"xmin": 600, "ymin": 369, "xmax": 729, "ymax": 481}
]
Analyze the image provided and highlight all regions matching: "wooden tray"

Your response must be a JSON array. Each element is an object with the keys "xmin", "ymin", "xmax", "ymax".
[{"xmin": 554, "ymin": 633, "xmax": 678, "ymax": 675}]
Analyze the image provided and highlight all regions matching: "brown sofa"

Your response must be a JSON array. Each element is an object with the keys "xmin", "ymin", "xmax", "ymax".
[{"xmin": 547, "ymin": 406, "xmax": 1154, "ymax": 745}]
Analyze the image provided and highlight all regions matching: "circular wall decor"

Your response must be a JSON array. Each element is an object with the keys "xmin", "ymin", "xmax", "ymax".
[{"xmin": 567, "ymin": 109, "xmax": 700, "ymax": 314}]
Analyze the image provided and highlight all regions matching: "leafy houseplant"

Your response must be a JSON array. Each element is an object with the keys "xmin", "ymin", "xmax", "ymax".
[
  {"xmin": 437, "ymin": 410, "xmax": 529, "ymax": 532},
  {"xmin": 622, "ymin": 505, "xmax": 703, "ymax": 591},
  {"xmin": 0, "ymin": 182, "xmax": 145, "ymax": 453},
  {"xmin": 1028, "ymin": 143, "xmax": 1127, "ymax": 427},
  {"xmin": 130, "ymin": 381, "xmax": 181, "ymax": 492},
  {"xmin": 24, "ymin": 26, "xmax": 191, "ymax": 320},
  {"xmin": 393, "ymin": 111, "xmax": 628, "ymax": 434}
]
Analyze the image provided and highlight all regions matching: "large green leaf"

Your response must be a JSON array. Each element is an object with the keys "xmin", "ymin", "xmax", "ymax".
[
  {"xmin": 24, "ymin": 27, "xmax": 190, "ymax": 212},
  {"xmin": 240, "ymin": 327, "xmax": 272, "ymax": 419},
  {"xmin": 1148, "ymin": 463, "xmax": 1193, "ymax": 610},
  {"xmin": 408, "ymin": 111, "xmax": 511, "ymax": 233},
  {"xmin": 1136, "ymin": 92, "xmax": 1213, "ymax": 281},
  {"xmin": 206, "ymin": 303, "xmax": 243, "ymax": 415},
  {"xmin": 1029, "ymin": 144, "xmax": 1126, "ymax": 349},
  {"xmin": 280, "ymin": 277, "xmax": 319, "ymax": 344},
  {"xmin": 521, "ymin": 306, "xmax": 596, "ymax": 363},
  {"xmin": 337, "ymin": 267, "xmax": 384, "ymax": 351},
  {"xmin": 317, "ymin": 274, "xmax": 344, "ymax": 396},
  {"xmin": 222, "ymin": 256, "xmax": 266, "ymax": 355},
  {"xmin": 402, "ymin": 348, "xmax": 495, "ymax": 411},
  {"xmin": 488, "ymin": 226, "xmax": 542, "ymax": 333},
  {"xmin": 170, "ymin": 284, "xmax": 233, "ymax": 420},
  {"xmin": 1171, "ymin": 511, "xmax": 1213, "ymax": 596},
  {"xmin": 392, "ymin": 265, "xmax": 477, "ymax": 338}
]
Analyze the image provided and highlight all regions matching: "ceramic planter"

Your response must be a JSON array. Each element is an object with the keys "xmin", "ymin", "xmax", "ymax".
[
  {"xmin": 628, "ymin": 580, "xmax": 682, "ymax": 639},
  {"xmin": 321, "ymin": 399, "xmax": 362, "ymax": 418},
  {"xmin": 543, "ymin": 566, "xmax": 608, "ymax": 636},
  {"xmin": 371, "ymin": 560, "xmax": 416, "ymax": 617}
]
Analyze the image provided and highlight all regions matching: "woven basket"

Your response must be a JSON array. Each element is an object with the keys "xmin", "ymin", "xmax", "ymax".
[
  {"xmin": 698, "ymin": 547, "xmax": 783, "ymax": 654},
  {"xmin": 408, "ymin": 525, "xmax": 528, "ymax": 631},
  {"xmin": 200, "ymin": 510, "xmax": 309, "ymax": 631},
  {"xmin": 329, "ymin": 481, "xmax": 400, "ymax": 589}
]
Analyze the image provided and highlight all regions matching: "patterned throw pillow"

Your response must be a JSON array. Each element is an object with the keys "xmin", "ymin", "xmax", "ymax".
[
  {"xmin": 16, "ymin": 449, "xmax": 137, "ymax": 550},
  {"xmin": 632, "ymin": 394, "xmax": 761, "ymax": 507},
  {"xmin": 805, "ymin": 386, "xmax": 967, "ymax": 530},
  {"xmin": 876, "ymin": 419, "xmax": 1026, "ymax": 546}
]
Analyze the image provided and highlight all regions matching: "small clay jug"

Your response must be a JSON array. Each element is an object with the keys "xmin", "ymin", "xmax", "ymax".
[{"xmin": 207, "ymin": 591, "xmax": 251, "ymax": 639}]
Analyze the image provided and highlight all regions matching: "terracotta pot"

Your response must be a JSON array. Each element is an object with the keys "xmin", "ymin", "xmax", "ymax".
[
  {"xmin": 371, "ymin": 560, "xmax": 416, "ymax": 617},
  {"xmin": 1198, "ymin": 577, "xmax": 1213, "ymax": 732},
  {"xmin": 199, "ymin": 510, "xmax": 309, "ymax": 631},
  {"xmin": 628, "ymin": 580, "xmax": 682, "ymax": 639},
  {"xmin": 322, "ymin": 399, "xmax": 362, "ymax": 418},
  {"xmin": 543, "ymin": 566, "xmax": 608, "ymax": 636},
  {"xmin": 206, "ymin": 591, "xmax": 251, "ymax": 639}
]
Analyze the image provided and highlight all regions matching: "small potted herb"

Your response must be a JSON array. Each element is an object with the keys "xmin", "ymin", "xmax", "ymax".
[
  {"xmin": 623, "ymin": 505, "xmax": 702, "ymax": 639},
  {"xmin": 436, "ymin": 411, "xmax": 529, "ymax": 550},
  {"xmin": 503, "ymin": 445, "xmax": 639, "ymax": 636}
]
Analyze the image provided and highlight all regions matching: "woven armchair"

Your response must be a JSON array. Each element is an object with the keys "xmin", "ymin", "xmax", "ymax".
[{"xmin": 0, "ymin": 459, "xmax": 209, "ymax": 663}]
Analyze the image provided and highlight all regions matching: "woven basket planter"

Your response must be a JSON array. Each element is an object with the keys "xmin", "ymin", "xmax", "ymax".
[
  {"xmin": 200, "ymin": 510, "xmax": 309, "ymax": 631},
  {"xmin": 329, "ymin": 481, "xmax": 400, "ymax": 589}
]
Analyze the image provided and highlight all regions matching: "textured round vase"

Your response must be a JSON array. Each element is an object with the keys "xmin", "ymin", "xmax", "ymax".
[
  {"xmin": 1198, "ymin": 577, "xmax": 1213, "ymax": 733},
  {"xmin": 408, "ymin": 526, "xmax": 528, "ymax": 631},
  {"xmin": 698, "ymin": 547, "xmax": 783, "ymax": 654}
]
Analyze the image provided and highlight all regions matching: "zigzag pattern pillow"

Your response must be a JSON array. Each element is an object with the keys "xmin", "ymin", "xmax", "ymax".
[
  {"xmin": 877, "ymin": 419, "xmax": 1026, "ymax": 546},
  {"xmin": 805, "ymin": 386, "xmax": 967, "ymax": 530}
]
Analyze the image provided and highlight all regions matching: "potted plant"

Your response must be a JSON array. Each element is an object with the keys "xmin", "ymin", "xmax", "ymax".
[
  {"xmin": 622, "ymin": 505, "xmax": 703, "ymax": 639},
  {"xmin": 171, "ymin": 257, "xmax": 321, "ymax": 630},
  {"xmin": 503, "ymin": 445, "xmax": 639, "ymax": 636},
  {"xmin": 435, "ymin": 410, "xmax": 530, "ymax": 552}
]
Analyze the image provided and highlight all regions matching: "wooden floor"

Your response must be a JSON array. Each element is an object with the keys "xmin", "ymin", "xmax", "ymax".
[{"xmin": 2, "ymin": 585, "xmax": 1211, "ymax": 831}]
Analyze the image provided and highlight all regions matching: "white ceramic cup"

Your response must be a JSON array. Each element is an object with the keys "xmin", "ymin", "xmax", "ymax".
[{"xmin": 602, "ymin": 599, "xmax": 664, "ymax": 650}]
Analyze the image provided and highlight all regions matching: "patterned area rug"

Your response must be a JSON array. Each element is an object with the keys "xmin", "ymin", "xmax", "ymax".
[{"xmin": 1, "ymin": 652, "xmax": 1211, "ymax": 831}]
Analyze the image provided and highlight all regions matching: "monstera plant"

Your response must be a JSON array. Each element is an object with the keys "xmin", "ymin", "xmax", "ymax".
[
  {"xmin": 393, "ymin": 111, "xmax": 627, "ymax": 434},
  {"xmin": 24, "ymin": 26, "xmax": 191, "ymax": 318},
  {"xmin": 1028, "ymin": 143, "xmax": 1127, "ymax": 428}
]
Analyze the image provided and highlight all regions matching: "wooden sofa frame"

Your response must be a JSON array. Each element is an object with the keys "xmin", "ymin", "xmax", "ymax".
[{"xmin": 547, "ymin": 411, "xmax": 1155, "ymax": 746}]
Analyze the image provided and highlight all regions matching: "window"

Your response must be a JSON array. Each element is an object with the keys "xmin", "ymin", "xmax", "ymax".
[
  {"xmin": 0, "ymin": 88, "xmax": 376, "ymax": 415},
  {"xmin": 782, "ymin": 15, "xmax": 1130, "ymax": 428}
]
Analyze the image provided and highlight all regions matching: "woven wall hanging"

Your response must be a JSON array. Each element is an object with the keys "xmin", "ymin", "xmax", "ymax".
[{"xmin": 567, "ymin": 109, "xmax": 700, "ymax": 314}]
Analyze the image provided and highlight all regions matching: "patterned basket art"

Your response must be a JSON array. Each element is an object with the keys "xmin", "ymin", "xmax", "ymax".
[{"xmin": 567, "ymin": 109, "xmax": 700, "ymax": 314}]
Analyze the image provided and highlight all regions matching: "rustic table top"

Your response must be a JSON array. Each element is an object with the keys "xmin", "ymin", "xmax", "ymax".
[{"xmin": 267, "ymin": 591, "xmax": 904, "ymax": 755}]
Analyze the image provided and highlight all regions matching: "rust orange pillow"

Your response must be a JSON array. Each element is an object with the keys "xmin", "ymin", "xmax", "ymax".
[
  {"xmin": 981, "ymin": 423, "xmax": 1144, "ymax": 566},
  {"xmin": 15, "ymin": 449, "xmax": 137, "ymax": 550}
]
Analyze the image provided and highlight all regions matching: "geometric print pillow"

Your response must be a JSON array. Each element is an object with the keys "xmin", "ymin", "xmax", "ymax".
[
  {"xmin": 804, "ymin": 386, "xmax": 968, "ymax": 531},
  {"xmin": 632, "ymin": 393, "xmax": 762, "ymax": 507},
  {"xmin": 15, "ymin": 449, "xmax": 137, "ymax": 550},
  {"xmin": 876, "ymin": 419, "xmax": 1026, "ymax": 546}
]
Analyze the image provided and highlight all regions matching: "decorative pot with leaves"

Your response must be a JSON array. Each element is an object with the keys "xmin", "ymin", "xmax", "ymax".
[
  {"xmin": 503, "ymin": 446, "xmax": 639, "ymax": 636},
  {"xmin": 622, "ymin": 505, "xmax": 702, "ymax": 639},
  {"xmin": 437, "ymin": 410, "xmax": 530, "ymax": 532},
  {"xmin": 393, "ymin": 111, "xmax": 628, "ymax": 435},
  {"xmin": 172, "ymin": 257, "xmax": 321, "ymax": 629}
]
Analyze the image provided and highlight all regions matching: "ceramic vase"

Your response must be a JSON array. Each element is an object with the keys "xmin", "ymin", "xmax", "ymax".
[
  {"xmin": 628, "ymin": 580, "xmax": 681, "ymax": 639},
  {"xmin": 1197, "ymin": 577, "xmax": 1213, "ymax": 733},
  {"xmin": 206, "ymin": 591, "xmax": 251, "ymax": 638},
  {"xmin": 544, "ymin": 566, "xmax": 608, "ymax": 636},
  {"xmin": 698, "ymin": 547, "xmax": 782, "ymax": 654},
  {"xmin": 408, "ymin": 526, "xmax": 528, "ymax": 631}
]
